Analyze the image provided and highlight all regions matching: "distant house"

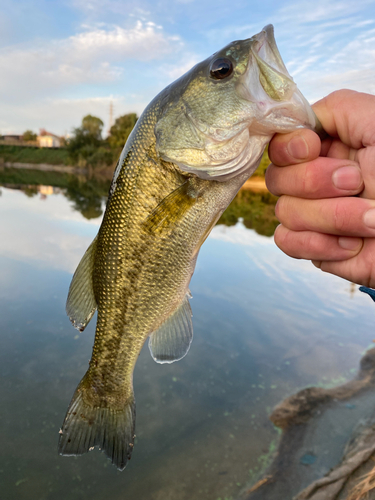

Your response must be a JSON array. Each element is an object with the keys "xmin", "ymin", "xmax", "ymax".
[
  {"xmin": 1, "ymin": 134, "xmax": 23, "ymax": 142},
  {"xmin": 37, "ymin": 129, "xmax": 61, "ymax": 148}
]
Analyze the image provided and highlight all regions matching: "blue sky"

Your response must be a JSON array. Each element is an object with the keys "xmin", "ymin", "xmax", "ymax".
[{"xmin": 2, "ymin": 0, "xmax": 375, "ymax": 136}]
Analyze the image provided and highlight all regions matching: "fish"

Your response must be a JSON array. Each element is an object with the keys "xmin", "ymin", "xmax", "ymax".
[{"xmin": 58, "ymin": 24, "xmax": 321, "ymax": 470}]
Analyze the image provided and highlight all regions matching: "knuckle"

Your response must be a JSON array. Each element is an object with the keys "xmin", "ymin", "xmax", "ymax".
[
  {"xmin": 265, "ymin": 164, "xmax": 276, "ymax": 193},
  {"xmin": 332, "ymin": 200, "xmax": 351, "ymax": 232},
  {"xmin": 275, "ymin": 196, "xmax": 286, "ymax": 221},
  {"xmin": 276, "ymin": 196, "xmax": 304, "ymax": 229},
  {"xmin": 304, "ymin": 232, "xmax": 319, "ymax": 254},
  {"xmin": 274, "ymin": 226, "xmax": 296, "ymax": 257},
  {"xmin": 269, "ymin": 134, "xmax": 294, "ymax": 166},
  {"xmin": 302, "ymin": 163, "xmax": 317, "ymax": 196},
  {"xmin": 302, "ymin": 160, "xmax": 326, "ymax": 197}
]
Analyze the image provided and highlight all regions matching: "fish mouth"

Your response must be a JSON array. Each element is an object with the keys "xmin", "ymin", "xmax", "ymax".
[
  {"xmin": 239, "ymin": 24, "xmax": 317, "ymax": 133},
  {"xmin": 250, "ymin": 24, "xmax": 296, "ymax": 102}
]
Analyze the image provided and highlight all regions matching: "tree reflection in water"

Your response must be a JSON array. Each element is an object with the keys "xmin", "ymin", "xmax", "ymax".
[
  {"xmin": 0, "ymin": 167, "xmax": 278, "ymax": 233},
  {"xmin": 0, "ymin": 167, "xmax": 111, "ymax": 220},
  {"xmin": 218, "ymin": 189, "xmax": 278, "ymax": 236},
  {"xmin": 64, "ymin": 177, "xmax": 110, "ymax": 219}
]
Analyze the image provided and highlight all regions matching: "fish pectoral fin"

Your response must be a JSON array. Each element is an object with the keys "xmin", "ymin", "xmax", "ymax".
[
  {"xmin": 149, "ymin": 293, "xmax": 193, "ymax": 364},
  {"xmin": 66, "ymin": 236, "xmax": 98, "ymax": 331},
  {"xmin": 142, "ymin": 180, "xmax": 197, "ymax": 233}
]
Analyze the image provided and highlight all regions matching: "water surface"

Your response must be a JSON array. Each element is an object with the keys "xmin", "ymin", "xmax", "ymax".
[{"xmin": 0, "ymin": 174, "xmax": 374, "ymax": 500}]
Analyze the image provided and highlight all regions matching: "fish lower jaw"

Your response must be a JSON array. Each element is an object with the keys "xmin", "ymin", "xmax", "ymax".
[{"xmin": 249, "ymin": 97, "xmax": 316, "ymax": 134}]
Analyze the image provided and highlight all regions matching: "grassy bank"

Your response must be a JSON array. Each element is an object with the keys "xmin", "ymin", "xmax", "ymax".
[{"xmin": 0, "ymin": 144, "xmax": 69, "ymax": 165}]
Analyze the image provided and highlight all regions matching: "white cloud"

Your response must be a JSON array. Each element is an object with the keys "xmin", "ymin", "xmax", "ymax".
[
  {"xmin": 292, "ymin": 25, "xmax": 375, "ymax": 102},
  {"xmin": 66, "ymin": 22, "xmax": 180, "ymax": 62},
  {"xmin": 264, "ymin": 0, "xmax": 375, "ymax": 102},
  {"xmin": 2, "ymin": 0, "xmax": 375, "ymax": 136},
  {"xmin": 276, "ymin": 0, "xmax": 373, "ymax": 24},
  {"xmin": 0, "ymin": 95, "xmax": 148, "ymax": 136},
  {"xmin": 0, "ymin": 19, "xmax": 184, "ymax": 134},
  {"xmin": 162, "ymin": 56, "xmax": 200, "ymax": 80},
  {"xmin": 0, "ymin": 21, "xmax": 182, "ymax": 102},
  {"xmin": 202, "ymin": 0, "xmax": 375, "ymax": 104}
]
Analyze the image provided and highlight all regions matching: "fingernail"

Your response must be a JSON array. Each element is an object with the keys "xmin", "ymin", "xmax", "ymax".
[
  {"xmin": 364, "ymin": 208, "xmax": 375, "ymax": 229},
  {"xmin": 338, "ymin": 237, "xmax": 362, "ymax": 250},
  {"xmin": 332, "ymin": 166, "xmax": 362, "ymax": 190},
  {"xmin": 287, "ymin": 135, "xmax": 308, "ymax": 160},
  {"xmin": 312, "ymin": 260, "xmax": 321, "ymax": 268}
]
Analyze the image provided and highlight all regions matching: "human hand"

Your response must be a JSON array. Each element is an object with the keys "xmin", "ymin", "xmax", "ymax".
[{"xmin": 266, "ymin": 90, "xmax": 375, "ymax": 288}]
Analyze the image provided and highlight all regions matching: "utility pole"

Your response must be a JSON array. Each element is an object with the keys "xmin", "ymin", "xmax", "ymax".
[{"xmin": 108, "ymin": 101, "xmax": 114, "ymax": 136}]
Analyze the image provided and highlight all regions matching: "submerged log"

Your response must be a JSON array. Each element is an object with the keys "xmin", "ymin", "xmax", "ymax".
[{"xmin": 242, "ymin": 348, "xmax": 375, "ymax": 500}]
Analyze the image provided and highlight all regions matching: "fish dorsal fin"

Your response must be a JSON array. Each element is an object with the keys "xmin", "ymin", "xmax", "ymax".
[
  {"xmin": 149, "ymin": 293, "xmax": 193, "ymax": 364},
  {"xmin": 66, "ymin": 236, "xmax": 98, "ymax": 331}
]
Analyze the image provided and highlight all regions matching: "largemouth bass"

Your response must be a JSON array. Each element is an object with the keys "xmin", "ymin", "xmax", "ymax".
[{"xmin": 58, "ymin": 25, "xmax": 319, "ymax": 470}]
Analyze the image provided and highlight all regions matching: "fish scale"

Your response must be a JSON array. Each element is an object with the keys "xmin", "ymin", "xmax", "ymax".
[{"xmin": 58, "ymin": 24, "xmax": 321, "ymax": 470}]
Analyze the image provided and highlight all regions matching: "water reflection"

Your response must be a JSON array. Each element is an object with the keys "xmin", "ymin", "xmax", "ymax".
[
  {"xmin": 0, "ymin": 167, "xmax": 110, "ymax": 220},
  {"xmin": 0, "ymin": 169, "xmax": 375, "ymax": 500},
  {"xmin": 0, "ymin": 167, "xmax": 278, "ymax": 234},
  {"xmin": 217, "ymin": 190, "xmax": 278, "ymax": 237}
]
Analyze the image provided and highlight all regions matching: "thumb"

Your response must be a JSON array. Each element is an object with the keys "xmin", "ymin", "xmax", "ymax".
[{"xmin": 313, "ymin": 90, "xmax": 375, "ymax": 149}]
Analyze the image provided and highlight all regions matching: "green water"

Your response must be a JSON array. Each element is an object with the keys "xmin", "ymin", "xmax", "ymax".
[{"xmin": 0, "ymin": 171, "xmax": 374, "ymax": 500}]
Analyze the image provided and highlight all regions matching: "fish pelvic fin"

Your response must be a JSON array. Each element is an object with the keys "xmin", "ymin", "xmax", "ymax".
[
  {"xmin": 149, "ymin": 292, "xmax": 193, "ymax": 364},
  {"xmin": 66, "ymin": 236, "xmax": 98, "ymax": 332},
  {"xmin": 58, "ymin": 376, "xmax": 136, "ymax": 471}
]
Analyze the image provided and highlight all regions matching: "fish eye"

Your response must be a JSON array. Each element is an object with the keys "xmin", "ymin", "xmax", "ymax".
[{"xmin": 209, "ymin": 58, "xmax": 234, "ymax": 80}]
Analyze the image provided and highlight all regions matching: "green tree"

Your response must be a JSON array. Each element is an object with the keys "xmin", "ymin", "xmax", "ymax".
[
  {"xmin": 67, "ymin": 114, "xmax": 108, "ymax": 166},
  {"xmin": 22, "ymin": 130, "xmax": 37, "ymax": 142},
  {"xmin": 82, "ymin": 115, "xmax": 104, "ymax": 140},
  {"xmin": 107, "ymin": 113, "xmax": 138, "ymax": 149}
]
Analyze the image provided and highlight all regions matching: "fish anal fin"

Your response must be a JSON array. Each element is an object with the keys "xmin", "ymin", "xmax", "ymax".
[
  {"xmin": 66, "ymin": 237, "xmax": 98, "ymax": 331},
  {"xmin": 149, "ymin": 294, "xmax": 193, "ymax": 364},
  {"xmin": 142, "ymin": 180, "xmax": 197, "ymax": 233},
  {"xmin": 58, "ymin": 374, "xmax": 136, "ymax": 471}
]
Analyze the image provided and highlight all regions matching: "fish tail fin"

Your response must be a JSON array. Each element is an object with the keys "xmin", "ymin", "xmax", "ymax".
[{"xmin": 58, "ymin": 376, "xmax": 136, "ymax": 471}]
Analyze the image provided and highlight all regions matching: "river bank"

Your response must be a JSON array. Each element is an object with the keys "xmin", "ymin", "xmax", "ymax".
[
  {"xmin": 0, "ymin": 144, "xmax": 69, "ymax": 165},
  {"xmin": 0, "ymin": 160, "xmax": 116, "ymax": 182},
  {"xmin": 242, "ymin": 177, "xmax": 268, "ymax": 192},
  {"xmin": 2, "ymin": 161, "xmax": 85, "ymax": 174},
  {"xmin": 1, "ymin": 161, "xmax": 269, "ymax": 191}
]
